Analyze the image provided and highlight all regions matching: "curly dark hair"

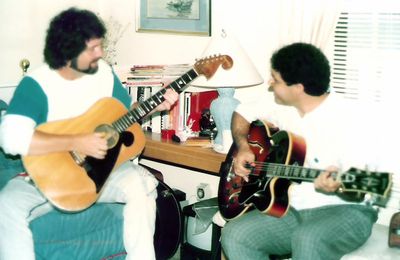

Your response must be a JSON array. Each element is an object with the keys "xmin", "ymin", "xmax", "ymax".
[
  {"xmin": 44, "ymin": 8, "xmax": 106, "ymax": 69},
  {"xmin": 270, "ymin": 42, "xmax": 330, "ymax": 96}
]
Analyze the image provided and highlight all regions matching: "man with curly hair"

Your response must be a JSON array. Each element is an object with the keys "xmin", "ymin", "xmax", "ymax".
[
  {"xmin": 221, "ymin": 42, "xmax": 379, "ymax": 259},
  {"xmin": 0, "ymin": 8, "xmax": 178, "ymax": 259}
]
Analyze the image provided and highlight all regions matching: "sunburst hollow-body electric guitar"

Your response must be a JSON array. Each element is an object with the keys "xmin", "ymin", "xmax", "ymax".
[
  {"xmin": 218, "ymin": 120, "xmax": 392, "ymax": 220},
  {"xmin": 23, "ymin": 55, "xmax": 233, "ymax": 212}
]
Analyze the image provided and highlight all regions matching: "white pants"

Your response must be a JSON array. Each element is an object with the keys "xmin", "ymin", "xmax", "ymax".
[{"xmin": 0, "ymin": 162, "xmax": 158, "ymax": 260}]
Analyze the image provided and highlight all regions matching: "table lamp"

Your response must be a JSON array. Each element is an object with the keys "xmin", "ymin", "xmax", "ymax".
[{"xmin": 191, "ymin": 29, "xmax": 263, "ymax": 153}]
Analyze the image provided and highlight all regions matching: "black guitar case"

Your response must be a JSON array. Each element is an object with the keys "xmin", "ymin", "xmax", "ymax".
[
  {"xmin": 140, "ymin": 164, "xmax": 183, "ymax": 260},
  {"xmin": 154, "ymin": 180, "xmax": 183, "ymax": 259}
]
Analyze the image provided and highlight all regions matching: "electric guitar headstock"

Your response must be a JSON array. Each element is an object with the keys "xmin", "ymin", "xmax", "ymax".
[
  {"xmin": 338, "ymin": 168, "xmax": 393, "ymax": 202},
  {"xmin": 194, "ymin": 55, "xmax": 233, "ymax": 79}
]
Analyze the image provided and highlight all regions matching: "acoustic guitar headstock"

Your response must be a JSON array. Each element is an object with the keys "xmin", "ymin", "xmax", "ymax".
[{"xmin": 194, "ymin": 54, "xmax": 233, "ymax": 80}]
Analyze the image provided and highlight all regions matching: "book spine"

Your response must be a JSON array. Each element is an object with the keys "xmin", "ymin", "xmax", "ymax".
[
  {"xmin": 149, "ymin": 85, "xmax": 163, "ymax": 134},
  {"xmin": 124, "ymin": 81, "xmax": 164, "ymax": 86},
  {"xmin": 137, "ymin": 86, "xmax": 145, "ymax": 103},
  {"xmin": 141, "ymin": 87, "xmax": 152, "ymax": 131},
  {"xmin": 161, "ymin": 110, "xmax": 170, "ymax": 130},
  {"xmin": 184, "ymin": 92, "xmax": 191, "ymax": 129}
]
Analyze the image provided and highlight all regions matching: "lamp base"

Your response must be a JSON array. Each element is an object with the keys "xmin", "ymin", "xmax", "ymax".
[
  {"xmin": 210, "ymin": 88, "xmax": 240, "ymax": 154},
  {"xmin": 213, "ymin": 144, "xmax": 225, "ymax": 154},
  {"xmin": 213, "ymin": 132, "xmax": 233, "ymax": 154}
]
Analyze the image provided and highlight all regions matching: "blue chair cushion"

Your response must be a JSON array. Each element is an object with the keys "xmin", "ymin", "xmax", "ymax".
[{"xmin": 31, "ymin": 204, "xmax": 126, "ymax": 260}]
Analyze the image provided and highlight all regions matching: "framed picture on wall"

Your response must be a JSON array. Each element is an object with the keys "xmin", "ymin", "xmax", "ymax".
[{"xmin": 136, "ymin": 0, "xmax": 211, "ymax": 36}]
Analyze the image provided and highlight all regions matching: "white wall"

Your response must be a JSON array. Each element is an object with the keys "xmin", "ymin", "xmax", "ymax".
[{"xmin": 0, "ymin": 0, "xmax": 115, "ymax": 85}]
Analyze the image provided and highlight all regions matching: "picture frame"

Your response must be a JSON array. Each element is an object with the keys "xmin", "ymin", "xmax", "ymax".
[{"xmin": 136, "ymin": 0, "xmax": 211, "ymax": 36}]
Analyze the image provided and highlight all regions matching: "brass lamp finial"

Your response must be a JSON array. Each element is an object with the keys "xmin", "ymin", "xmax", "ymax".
[{"xmin": 20, "ymin": 58, "xmax": 30, "ymax": 75}]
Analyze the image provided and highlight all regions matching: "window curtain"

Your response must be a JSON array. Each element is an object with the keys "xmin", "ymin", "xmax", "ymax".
[{"xmin": 277, "ymin": 0, "xmax": 343, "ymax": 51}]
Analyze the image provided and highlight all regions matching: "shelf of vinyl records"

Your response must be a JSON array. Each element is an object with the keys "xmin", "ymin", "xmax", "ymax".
[{"xmin": 118, "ymin": 63, "xmax": 219, "ymax": 136}]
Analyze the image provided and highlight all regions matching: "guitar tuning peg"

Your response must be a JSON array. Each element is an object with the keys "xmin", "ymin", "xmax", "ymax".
[{"xmin": 364, "ymin": 193, "xmax": 375, "ymax": 206}]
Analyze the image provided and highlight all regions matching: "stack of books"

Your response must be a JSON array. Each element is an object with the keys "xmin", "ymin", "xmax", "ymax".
[{"xmin": 119, "ymin": 64, "xmax": 218, "ymax": 136}]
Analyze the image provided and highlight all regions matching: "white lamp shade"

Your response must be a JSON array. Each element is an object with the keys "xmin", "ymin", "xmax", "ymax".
[{"xmin": 191, "ymin": 29, "xmax": 264, "ymax": 88}]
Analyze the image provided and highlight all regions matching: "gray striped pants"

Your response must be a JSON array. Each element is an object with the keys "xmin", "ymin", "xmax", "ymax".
[{"xmin": 221, "ymin": 204, "xmax": 377, "ymax": 260}]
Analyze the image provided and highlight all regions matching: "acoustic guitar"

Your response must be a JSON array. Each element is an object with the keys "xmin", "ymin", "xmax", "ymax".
[
  {"xmin": 23, "ymin": 55, "xmax": 233, "ymax": 212},
  {"xmin": 218, "ymin": 120, "xmax": 392, "ymax": 220}
]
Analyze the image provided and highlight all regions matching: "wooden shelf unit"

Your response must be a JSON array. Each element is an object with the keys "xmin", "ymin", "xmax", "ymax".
[{"xmin": 140, "ymin": 132, "xmax": 226, "ymax": 175}]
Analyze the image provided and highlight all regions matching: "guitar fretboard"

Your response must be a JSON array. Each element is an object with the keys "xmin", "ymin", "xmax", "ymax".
[
  {"xmin": 254, "ymin": 162, "xmax": 391, "ymax": 198},
  {"xmin": 112, "ymin": 68, "xmax": 199, "ymax": 133},
  {"xmin": 262, "ymin": 163, "xmax": 326, "ymax": 181}
]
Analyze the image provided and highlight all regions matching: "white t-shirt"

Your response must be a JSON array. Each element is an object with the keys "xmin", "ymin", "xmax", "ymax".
[
  {"xmin": 0, "ymin": 60, "xmax": 129, "ymax": 155},
  {"xmin": 236, "ymin": 92, "xmax": 380, "ymax": 209}
]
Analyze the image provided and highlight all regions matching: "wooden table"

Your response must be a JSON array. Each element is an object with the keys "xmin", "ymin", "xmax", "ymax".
[{"xmin": 140, "ymin": 132, "xmax": 227, "ymax": 175}]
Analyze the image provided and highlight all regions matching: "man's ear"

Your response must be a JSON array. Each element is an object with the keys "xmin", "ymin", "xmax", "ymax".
[{"xmin": 293, "ymin": 83, "xmax": 305, "ymax": 93}]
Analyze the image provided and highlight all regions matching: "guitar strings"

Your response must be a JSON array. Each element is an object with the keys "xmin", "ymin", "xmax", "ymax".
[{"xmin": 244, "ymin": 161, "xmax": 332, "ymax": 181}]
